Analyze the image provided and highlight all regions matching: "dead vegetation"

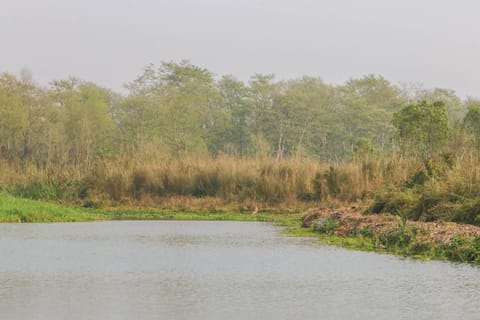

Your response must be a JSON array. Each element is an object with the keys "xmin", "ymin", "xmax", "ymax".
[{"xmin": 302, "ymin": 206, "xmax": 480, "ymax": 245}]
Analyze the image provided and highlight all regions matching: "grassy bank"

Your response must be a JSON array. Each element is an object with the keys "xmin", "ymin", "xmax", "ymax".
[
  {"xmin": 0, "ymin": 192, "xmax": 300, "ymax": 225},
  {"xmin": 296, "ymin": 207, "xmax": 480, "ymax": 264},
  {"xmin": 297, "ymin": 228, "xmax": 480, "ymax": 264},
  {"xmin": 0, "ymin": 192, "xmax": 104, "ymax": 222}
]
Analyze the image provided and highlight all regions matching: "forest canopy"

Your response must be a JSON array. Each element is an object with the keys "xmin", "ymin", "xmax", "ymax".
[{"xmin": 0, "ymin": 61, "xmax": 476, "ymax": 167}]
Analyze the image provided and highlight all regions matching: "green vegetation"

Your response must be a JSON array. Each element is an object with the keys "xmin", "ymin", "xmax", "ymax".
[
  {"xmin": 0, "ymin": 63, "xmax": 472, "ymax": 167},
  {"xmin": 288, "ymin": 218, "xmax": 480, "ymax": 264},
  {"xmin": 313, "ymin": 217, "xmax": 338, "ymax": 235},
  {"xmin": 0, "ymin": 191, "xmax": 302, "ymax": 225},
  {"xmin": 393, "ymin": 100, "xmax": 450, "ymax": 158},
  {"xmin": 100, "ymin": 209, "xmax": 301, "ymax": 226},
  {"xmin": 0, "ymin": 192, "xmax": 102, "ymax": 222}
]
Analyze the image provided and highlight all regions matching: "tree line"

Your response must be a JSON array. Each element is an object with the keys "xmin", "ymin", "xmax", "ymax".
[{"xmin": 1, "ymin": 60, "xmax": 479, "ymax": 168}]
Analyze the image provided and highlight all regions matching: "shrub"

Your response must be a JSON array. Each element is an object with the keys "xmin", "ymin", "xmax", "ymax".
[
  {"xmin": 451, "ymin": 201, "xmax": 480, "ymax": 226},
  {"xmin": 14, "ymin": 179, "xmax": 60, "ymax": 200},
  {"xmin": 313, "ymin": 217, "xmax": 338, "ymax": 235},
  {"xmin": 131, "ymin": 169, "xmax": 162, "ymax": 199},
  {"xmin": 375, "ymin": 219, "xmax": 414, "ymax": 248},
  {"xmin": 443, "ymin": 236, "xmax": 471, "ymax": 262},
  {"xmin": 443, "ymin": 235, "xmax": 480, "ymax": 263},
  {"xmin": 358, "ymin": 226, "xmax": 373, "ymax": 238},
  {"xmin": 369, "ymin": 189, "xmax": 419, "ymax": 218},
  {"xmin": 312, "ymin": 166, "xmax": 354, "ymax": 201},
  {"xmin": 105, "ymin": 174, "xmax": 128, "ymax": 201}
]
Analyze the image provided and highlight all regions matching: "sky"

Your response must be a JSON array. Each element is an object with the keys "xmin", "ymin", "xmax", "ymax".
[{"xmin": 1, "ymin": 0, "xmax": 479, "ymax": 98}]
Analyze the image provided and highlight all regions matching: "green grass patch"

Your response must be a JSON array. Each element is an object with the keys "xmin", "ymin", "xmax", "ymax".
[
  {"xmin": 284, "ymin": 227, "xmax": 378, "ymax": 252},
  {"xmin": 0, "ymin": 192, "xmax": 302, "ymax": 225},
  {"xmin": 100, "ymin": 209, "xmax": 301, "ymax": 226},
  {"xmin": 0, "ymin": 192, "xmax": 103, "ymax": 222}
]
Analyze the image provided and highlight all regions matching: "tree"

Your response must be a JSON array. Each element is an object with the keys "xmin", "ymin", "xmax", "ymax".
[
  {"xmin": 0, "ymin": 72, "xmax": 54, "ymax": 163},
  {"xmin": 393, "ymin": 100, "xmax": 450, "ymax": 158},
  {"xmin": 216, "ymin": 75, "xmax": 251, "ymax": 156},
  {"xmin": 124, "ymin": 61, "xmax": 218, "ymax": 156},
  {"xmin": 464, "ymin": 99, "xmax": 480, "ymax": 149},
  {"xmin": 338, "ymin": 75, "xmax": 402, "ymax": 156},
  {"xmin": 51, "ymin": 78, "xmax": 117, "ymax": 166},
  {"xmin": 421, "ymin": 88, "xmax": 465, "ymax": 125},
  {"xmin": 353, "ymin": 137, "xmax": 374, "ymax": 161},
  {"xmin": 276, "ymin": 77, "xmax": 334, "ymax": 159},
  {"xmin": 247, "ymin": 74, "xmax": 280, "ymax": 157}
]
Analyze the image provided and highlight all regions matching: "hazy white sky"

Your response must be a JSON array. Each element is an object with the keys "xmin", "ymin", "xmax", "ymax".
[{"xmin": 1, "ymin": 0, "xmax": 479, "ymax": 97}]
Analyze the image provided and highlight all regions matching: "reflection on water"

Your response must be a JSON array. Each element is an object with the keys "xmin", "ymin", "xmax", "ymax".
[{"xmin": 0, "ymin": 221, "xmax": 479, "ymax": 320}]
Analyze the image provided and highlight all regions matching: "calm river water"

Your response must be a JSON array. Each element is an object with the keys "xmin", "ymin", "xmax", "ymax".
[{"xmin": 0, "ymin": 221, "xmax": 479, "ymax": 319}]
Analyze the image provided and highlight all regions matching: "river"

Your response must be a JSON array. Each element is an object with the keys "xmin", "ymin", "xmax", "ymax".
[{"xmin": 0, "ymin": 221, "xmax": 479, "ymax": 319}]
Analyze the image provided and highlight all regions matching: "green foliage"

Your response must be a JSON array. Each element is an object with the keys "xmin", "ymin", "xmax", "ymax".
[
  {"xmin": 393, "ymin": 100, "xmax": 450, "ymax": 158},
  {"xmin": 369, "ymin": 189, "xmax": 420, "ymax": 217},
  {"xmin": 215, "ymin": 75, "xmax": 250, "ymax": 156},
  {"xmin": 451, "ymin": 201, "xmax": 480, "ymax": 225},
  {"xmin": 124, "ymin": 61, "xmax": 217, "ymax": 156},
  {"xmin": 463, "ymin": 235, "xmax": 480, "ymax": 263},
  {"xmin": 443, "ymin": 235, "xmax": 480, "ymax": 263},
  {"xmin": 121, "ymin": 70, "xmax": 410, "ymax": 160},
  {"xmin": 420, "ymin": 88, "xmax": 465, "ymax": 125},
  {"xmin": 353, "ymin": 138, "xmax": 374, "ymax": 160},
  {"xmin": 0, "ymin": 192, "xmax": 102, "ymax": 222},
  {"xmin": 0, "ymin": 73, "xmax": 54, "ymax": 162},
  {"xmin": 49, "ymin": 78, "xmax": 119, "ymax": 166},
  {"xmin": 13, "ymin": 179, "xmax": 60, "ymax": 200},
  {"xmin": 0, "ymin": 66, "xmax": 465, "ymax": 165},
  {"xmin": 313, "ymin": 217, "xmax": 338, "ymax": 235},
  {"xmin": 369, "ymin": 154, "xmax": 480, "ymax": 225},
  {"xmin": 358, "ymin": 226, "xmax": 373, "ymax": 238},
  {"xmin": 464, "ymin": 99, "xmax": 480, "ymax": 148},
  {"xmin": 374, "ymin": 219, "xmax": 414, "ymax": 248}
]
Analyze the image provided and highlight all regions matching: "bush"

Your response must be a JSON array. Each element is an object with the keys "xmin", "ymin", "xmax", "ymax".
[
  {"xmin": 443, "ymin": 235, "xmax": 480, "ymax": 263},
  {"xmin": 443, "ymin": 236, "xmax": 472, "ymax": 262},
  {"xmin": 312, "ymin": 166, "xmax": 353, "ymax": 201},
  {"xmin": 451, "ymin": 201, "xmax": 480, "ymax": 226},
  {"xmin": 375, "ymin": 219, "xmax": 414, "ymax": 248},
  {"xmin": 358, "ymin": 226, "xmax": 373, "ymax": 238},
  {"xmin": 369, "ymin": 189, "xmax": 419, "ymax": 217},
  {"xmin": 192, "ymin": 169, "xmax": 223, "ymax": 197},
  {"xmin": 410, "ymin": 240, "xmax": 433, "ymax": 255},
  {"xmin": 14, "ymin": 179, "xmax": 60, "ymax": 200},
  {"xmin": 105, "ymin": 174, "xmax": 128, "ymax": 201},
  {"xmin": 313, "ymin": 217, "xmax": 338, "ymax": 235},
  {"xmin": 131, "ymin": 169, "xmax": 163, "ymax": 199}
]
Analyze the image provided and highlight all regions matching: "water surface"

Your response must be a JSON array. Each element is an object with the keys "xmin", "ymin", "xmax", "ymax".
[{"xmin": 1, "ymin": 221, "xmax": 479, "ymax": 319}]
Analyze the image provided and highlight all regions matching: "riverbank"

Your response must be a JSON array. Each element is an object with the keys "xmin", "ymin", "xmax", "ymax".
[
  {"xmin": 0, "ymin": 192, "xmax": 104, "ymax": 222},
  {"xmin": 1, "ymin": 192, "xmax": 479, "ymax": 264},
  {"xmin": 0, "ymin": 192, "xmax": 301, "ymax": 225},
  {"xmin": 294, "ymin": 206, "xmax": 480, "ymax": 264}
]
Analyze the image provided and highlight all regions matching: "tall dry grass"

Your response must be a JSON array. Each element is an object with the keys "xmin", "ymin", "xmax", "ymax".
[
  {"xmin": 2, "ymin": 147, "xmax": 480, "ymax": 223},
  {"xmin": 0, "ymin": 152, "xmax": 413, "ymax": 206}
]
